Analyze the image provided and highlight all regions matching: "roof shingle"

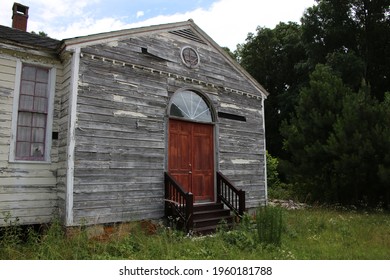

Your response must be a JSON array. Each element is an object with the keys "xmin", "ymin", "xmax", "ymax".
[{"xmin": 0, "ymin": 25, "xmax": 61, "ymax": 51}]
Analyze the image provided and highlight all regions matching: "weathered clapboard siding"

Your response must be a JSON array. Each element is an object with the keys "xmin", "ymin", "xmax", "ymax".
[
  {"xmin": 213, "ymin": 83, "xmax": 265, "ymax": 207},
  {"xmin": 0, "ymin": 54, "xmax": 61, "ymax": 226},
  {"xmin": 0, "ymin": 57, "xmax": 16, "ymax": 168},
  {"xmin": 216, "ymin": 87, "xmax": 266, "ymax": 208},
  {"xmin": 71, "ymin": 48, "xmax": 168, "ymax": 224}
]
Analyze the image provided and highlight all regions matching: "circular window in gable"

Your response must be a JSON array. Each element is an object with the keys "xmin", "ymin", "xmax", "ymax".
[
  {"xmin": 181, "ymin": 46, "xmax": 200, "ymax": 68},
  {"xmin": 170, "ymin": 90, "xmax": 213, "ymax": 122}
]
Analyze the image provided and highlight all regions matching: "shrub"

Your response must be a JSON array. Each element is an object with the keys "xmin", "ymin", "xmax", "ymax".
[{"xmin": 266, "ymin": 151, "xmax": 295, "ymax": 200}]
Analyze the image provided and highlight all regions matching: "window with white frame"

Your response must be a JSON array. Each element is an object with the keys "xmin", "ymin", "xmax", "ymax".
[{"xmin": 10, "ymin": 63, "xmax": 55, "ymax": 162}]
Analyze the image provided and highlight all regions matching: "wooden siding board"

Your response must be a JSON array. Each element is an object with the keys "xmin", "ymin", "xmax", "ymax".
[{"xmin": 0, "ymin": 54, "xmax": 63, "ymax": 226}]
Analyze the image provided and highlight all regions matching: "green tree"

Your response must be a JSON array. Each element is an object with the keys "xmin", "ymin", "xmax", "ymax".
[
  {"xmin": 31, "ymin": 31, "xmax": 48, "ymax": 37},
  {"xmin": 326, "ymin": 85, "xmax": 379, "ymax": 205},
  {"xmin": 281, "ymin": 65, "xmax": 349, "ymax": 203},
  {"xmin": 236, "ymin": 22, "xmax": 307, "ymax": 157},
  {"xmin": 301, "ymin": 0, "xmax": 390, "ymax": 100},
  {"xmin": 282, "ymin": 65, "xmax": 390, "ymax": 207}
]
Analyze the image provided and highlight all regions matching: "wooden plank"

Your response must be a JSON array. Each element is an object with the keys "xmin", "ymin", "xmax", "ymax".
[
  {"xmin": 0, "ymin": 56, "xmax": 17, "ymax": 67},
  {"xmin": 0, "ymin": 200, "xmax": 57, "ymax": 210},
  {"xmin": 0, "ymin": 213, "xmax": 55, "ymax": 226},
  {"xmin": 73, "ymin": 209, "xmax": 163, "ymax": 225},
  {"xmin": 0, "ymin": 177, "xmax": 57, "ymax": 186}
]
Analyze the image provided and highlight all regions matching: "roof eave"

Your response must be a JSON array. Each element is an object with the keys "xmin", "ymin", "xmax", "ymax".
[
  {"xmin": 62, "ymin": 21, "xmax": 194, "ymax": 50},
  {"xmin": 0, "ymin": 40, "xmax": 60, "ymax": 61}
]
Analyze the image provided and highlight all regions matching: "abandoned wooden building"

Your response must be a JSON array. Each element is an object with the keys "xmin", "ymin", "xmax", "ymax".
[{"xmin": 0, "ymin": 3, "xmax": 269, "ymax": 233}]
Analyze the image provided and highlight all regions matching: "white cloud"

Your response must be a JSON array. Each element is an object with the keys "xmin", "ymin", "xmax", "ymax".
[
  {"xmin": 136, "ymin": 11, "xmax": 145, "ymax": 19},
  {"xmin": 0, "ymin": 0, "xmax": 316, "ymax": 50}
]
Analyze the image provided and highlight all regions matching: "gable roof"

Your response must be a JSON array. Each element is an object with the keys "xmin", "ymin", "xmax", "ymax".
[
  {"xmin": 62, "ymin": 20, "xmax": 269, "ymax": 98},
  {"xmin": 0, "ymin": 25, "xmax": 61, "ymax": 51}
]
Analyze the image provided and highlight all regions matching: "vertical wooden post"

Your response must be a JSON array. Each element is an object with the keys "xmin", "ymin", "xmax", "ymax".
[
  {"xmin": 186, "ymin": 192, "xmax": 194, "ymax": 233},
  {"xmin": 239, "ymin": 190, "xmax": 245, "ymax": 217},
  {"xmin": 216, "ymin": 172, "xmax": 221, "ymax": 203},
  {"xmin": 164, "ymin": 172, "xmax": 170, "ymax": 217}
]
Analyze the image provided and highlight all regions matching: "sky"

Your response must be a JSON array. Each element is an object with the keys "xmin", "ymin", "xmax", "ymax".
[{"xmin": 0, "ymin": 0, "xmax": 316, "ymax": 50}]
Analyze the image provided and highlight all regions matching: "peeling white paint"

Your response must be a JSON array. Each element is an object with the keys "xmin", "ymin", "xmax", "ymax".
[
  {"xmin": 107, "ymin": 41, "xmax": 119, "ymax": 47},
  {"xmin": 113, "ymin": 95, "xmax": 125, "ymax": 102},
  {"xmin": 221, "ymin": 103, "xmax": 240, "ymax": 110},
  {"xmin": 246, "ymin": 107, "xmax": 260, "ymax": 113},
  {"xmin": 113, "ymin": 110, "xmax": 147, "ymax": 118},
  {"xmin": 78, "ymin": 82, "xmax": 89, "ymax": 87},
  {"xmin": 231, "ymin": 159, "xmax": 259, "ymax": 164}
]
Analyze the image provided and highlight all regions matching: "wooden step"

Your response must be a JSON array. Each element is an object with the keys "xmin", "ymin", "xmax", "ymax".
[
  {"xmin": 192, "ymin": 203, "xmax": 234, "ymax": 235},
  {"xmin": 193, "ymin": 208, "xmax": 231, "ymax": 220},
  {"xmin": 193, "ymin": 202, "xmax": 224, "ymax": 212}
]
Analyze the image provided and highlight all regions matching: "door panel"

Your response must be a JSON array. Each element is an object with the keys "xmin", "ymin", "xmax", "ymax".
[
  {"xmin": 168, "ymin": 120, "xmax": 192, "ymax": 193},
  {"xmin": 168, "ymin": 119, "xmax": 214, "ymax": 202},
  {"xmin": 192, "ymin": 123, "xmax": 214, "ymax": 201}
]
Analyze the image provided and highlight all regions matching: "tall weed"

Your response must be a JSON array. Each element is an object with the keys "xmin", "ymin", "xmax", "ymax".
[{"xmin": 256, "ymin": 206, "xmax": 284, "ymax": 246}]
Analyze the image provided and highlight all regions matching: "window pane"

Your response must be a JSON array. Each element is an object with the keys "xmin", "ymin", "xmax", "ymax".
[
  {"xmin": 36, "ymin": 68, "xmax": 49, "ymax": 82},
  {"xmin": 19, "ymin": 95, "xmax": 34, "ymax": 111},
  {"xmin": 32, "ymin": 127, "xmax": 45, "ymax": 142},
  {"xmin": 16, "ymin": 142, "xmax": 30, "ymax": 157},
  {"xmin": 170, "ymin": 103, "xmax": 185, "ymax": 118},
  {"xmin": 35, "ymin": 82, "xmax": 48, "ymax": 97},
  {"xmin": 31, "ymin": 143, "xmax": 44, "ymax": 158},
  {"xmin": 16, "ymin": 64, "xmax": 50, "ymax": 161},
  {"xmin": 17, "ymin": 126, "xmax": 31, "ymax": 141},
  {"xmin": 32, "ymin": 113, "xmax": 46, "ymax": 128},
  {"xmin": 18, "ymin": 112, "xmax": 32, "ymax": 126},
  {"xmin": 22, "ymin": 66, "xmax": 36, "ymax": 80},
  {"xmin": 170, "ymin": 91, "xmax": 212, "ymax": 122},
  {"xmin": 20, "ymin": 81, "xmax": 35, "ymax": 95},
  {"xmin": 34, "ymin": 97, "xmax": 48, "ymax": 113}
]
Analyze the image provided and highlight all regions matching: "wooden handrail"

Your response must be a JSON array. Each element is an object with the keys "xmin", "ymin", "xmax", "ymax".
[
  {"xmin": 217, "ymin": 171, "xmax": 245, "ymax": 217},
  {"xmin": 164, "ymin": 172, "xmax": 194, "ymax": 232}
]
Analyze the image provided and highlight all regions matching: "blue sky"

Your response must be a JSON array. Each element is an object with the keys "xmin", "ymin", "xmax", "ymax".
[
  {"xmin": 1, "ymin": 0, "xmax": 316, "ymax": 50},
  {"xmin": 93, "ymin": 0, "xmax": 216, "ymax": 21}
]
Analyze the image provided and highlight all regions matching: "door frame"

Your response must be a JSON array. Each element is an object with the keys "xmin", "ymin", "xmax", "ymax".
[{"xmin": 166, "ymin": 88, "xmax": 218, "ymax": 203}]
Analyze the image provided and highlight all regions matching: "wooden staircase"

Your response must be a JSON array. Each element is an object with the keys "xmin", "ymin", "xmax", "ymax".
[
  {"xmin": 192, "ymin": 203, "xmax": 234, "ymax": 235},
  {"xmin": 164, "ymin": 172, "xmax": 245, "ymax": 235}
]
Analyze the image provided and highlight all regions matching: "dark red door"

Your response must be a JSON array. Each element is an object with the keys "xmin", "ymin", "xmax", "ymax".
[{"xmin": 168, "ymin": 119, "xmax": 214, "ymax": 202}]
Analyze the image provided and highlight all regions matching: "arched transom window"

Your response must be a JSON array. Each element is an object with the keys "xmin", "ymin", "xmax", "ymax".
[{"xmin": 169, "ymin": 90, "xmax": 213, "ymax": 122}]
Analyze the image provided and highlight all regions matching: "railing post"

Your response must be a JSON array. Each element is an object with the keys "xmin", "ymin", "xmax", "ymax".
[
  {"xmin": 216, "ymin": 172, "xmax": 221, "ymax": 203},
  {"xmin": 164, "ymin": 172, "xmax": 169, "ymax": 217},
  {"xmin": 239, "ymin": 190, "xmax": 245, "ymax": 217},
  {"xmin": 186, "ymin": 192, "xmax": 194, "ymax": 232}
]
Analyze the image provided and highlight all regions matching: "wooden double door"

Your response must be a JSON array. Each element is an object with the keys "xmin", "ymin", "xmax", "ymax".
[{"xmin": 168, "ymin": 119, "xmax": 214, "ymax": 202}]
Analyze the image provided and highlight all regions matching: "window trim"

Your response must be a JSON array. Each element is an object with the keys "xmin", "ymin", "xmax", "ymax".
[{"xmin": 9, "ymin": 60, "xmax": 56, "ymax": 163}]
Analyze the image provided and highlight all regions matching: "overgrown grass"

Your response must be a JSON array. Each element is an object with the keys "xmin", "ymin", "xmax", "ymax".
[{"xmin": 1, "ymin": 207, "xmax": 389, "ymax": 260}]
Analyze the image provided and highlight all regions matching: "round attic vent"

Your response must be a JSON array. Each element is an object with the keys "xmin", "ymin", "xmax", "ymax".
[{"xmin": 181, "ymin": 46, "xmax": 200, "ymax": 68}]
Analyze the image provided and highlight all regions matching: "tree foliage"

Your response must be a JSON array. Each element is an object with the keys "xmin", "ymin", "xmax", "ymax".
[
  {"xmin": 301, "ymin": 0, "xmax": 390, "ymax": 100},
  {"xmin": 281, "ymin": 65, "xmax": 390, "ymax": 206},
  {"xmin": 236, "ymin": 22, "xmax": 307, "ymax": 156},
  {"xmin": 236, "ymin": 0, "xmax": 390, "ymax": 207}
]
